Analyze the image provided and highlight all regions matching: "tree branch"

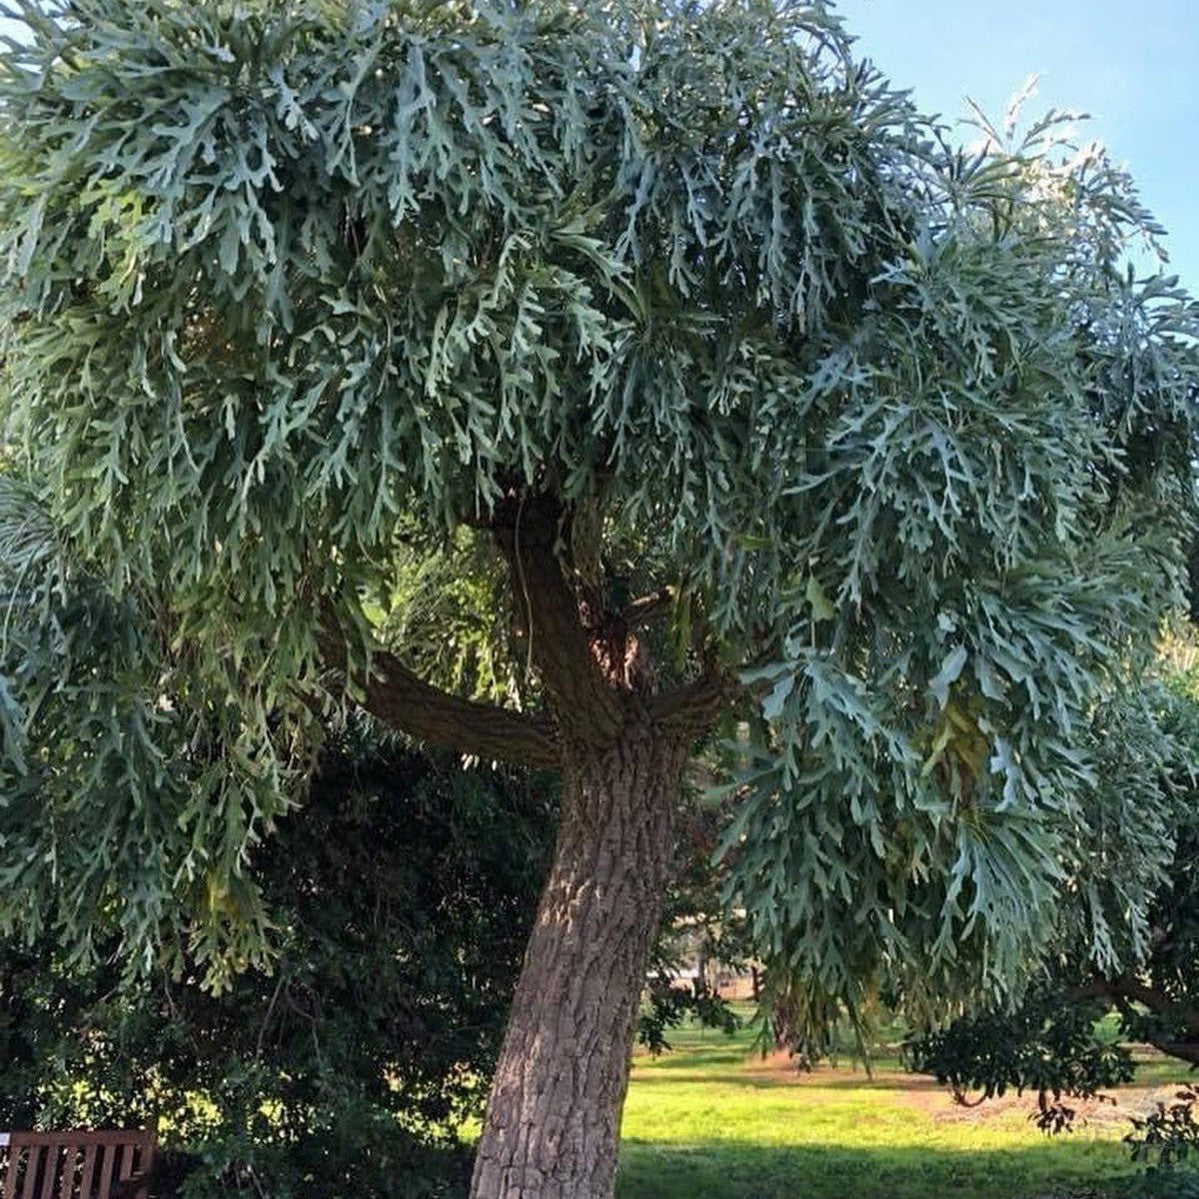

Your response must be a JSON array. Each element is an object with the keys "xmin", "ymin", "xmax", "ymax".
[
  {"xmin": 362, "ymin": 649, "xmax": 561, "ymax": 769},
  {"xmin": 1149, "ymin": 1038, "xmax": 1199, "ymax": 1067},
  {"xmin": 1067, "ymin": 976, "xmax": 1199, "ymax": 1068},
  {"xmin": 493, "ymin": 498, "xmax": 626, "ymax": 744},
  {"xmin": 1106, "ymin": 977, "xmax": 1188, "ymax": 1019},
  {"xmin": 620, "ymin": 588, "xmax": 674, "ymax": 630},
  {"xmin": 648, "ymin": 670, "xmax": 738, "ymax": 739},
  {"xmin": 318, "ymin": 625, "xmax": 560, "ymax": 771},
  {"xmin": 475, "ymin": 494, "xmax": 736, "ymax": 747}
]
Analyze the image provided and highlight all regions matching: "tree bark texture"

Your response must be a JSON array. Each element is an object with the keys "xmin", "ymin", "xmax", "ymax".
[
  {"xmin": 469, "ymin": 729, "xmax": 688, "ymax": 1199},
  {"xmin": 328, "ymin": 497, "xmax": 727, "ymax": 1199}
]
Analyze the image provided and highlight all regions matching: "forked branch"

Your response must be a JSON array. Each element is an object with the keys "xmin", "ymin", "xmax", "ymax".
[{"xmin": 647, "ymin": 669, "xmax": 737, "ymax": 739}]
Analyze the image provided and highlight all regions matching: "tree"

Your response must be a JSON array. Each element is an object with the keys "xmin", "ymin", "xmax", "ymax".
[
  {"xmin": 0, "ymin": 3, "xmax": 1196, "ymax": 1196},
  {"xmin": 907, "ymin": 666, "xmax": 1199, "ymax": 1130},
  {"xmin": 0, "ymin": 723, "xmax": 555, "ymax": 1197},
  {"xmin": 639, "ymin": 793, "xmax": 747, "ymax": 1053}
]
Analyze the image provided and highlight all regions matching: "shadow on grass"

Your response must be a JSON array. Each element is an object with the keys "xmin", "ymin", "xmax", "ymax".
[
  {"xmin": 627, "ymin": 1069, "xmax": 889, "ymax": 1091},
  {"xmin": 615, "ymin": 1138, "xmax": 1153, "ymax": 1199},
  {"xmin": 634, "ymin": 1050, "xmax": 1196, "ymax": 1094},
  {"xmin": 632, "ymin": 1052, "xmax": 948, "ymax": 1092},
  {"xmin": 629, "ymin": 1068, "xmax": 951, "ymax": 1093}
]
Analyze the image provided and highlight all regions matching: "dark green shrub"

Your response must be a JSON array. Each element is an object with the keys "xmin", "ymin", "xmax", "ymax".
[{"xmin": 0, "ymin": 724, "xmax": 555, "ymax": 1198}]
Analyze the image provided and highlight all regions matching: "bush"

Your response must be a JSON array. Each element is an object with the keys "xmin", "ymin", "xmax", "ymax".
[
  {"xmin": 1127, "ymin": 1084, "xmax": 1199, "ymax": 1177},
  {"xmin": 0, "ymin": 724, "xmax": 555, "ymax": 1198}
]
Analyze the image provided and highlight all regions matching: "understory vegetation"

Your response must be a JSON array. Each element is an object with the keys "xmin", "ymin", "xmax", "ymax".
[{"xmin": 0, "ymin": 727, "xmax": 554, "ymax": 1199}]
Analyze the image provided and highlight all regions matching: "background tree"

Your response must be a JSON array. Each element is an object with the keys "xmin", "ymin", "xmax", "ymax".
[
  {"xmin": 0, "ymin": 709, "xmax": 733, "ymax": 1199},
  {"xmin": 1, "ymin": 3, "xmax": 1197, "ymax": 1197},
  {"xmin": 0, "ymin": 722, "xmax": 555, "ymax": 1198},
  {"xmin": 639, "ymin": 793, "xmax": 747, "ymax": 1054}
]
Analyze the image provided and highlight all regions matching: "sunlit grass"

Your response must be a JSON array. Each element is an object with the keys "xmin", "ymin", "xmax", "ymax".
[{"xmin": 617, "ymin": 1013, "xmax": 1193, "ymax": 1199}]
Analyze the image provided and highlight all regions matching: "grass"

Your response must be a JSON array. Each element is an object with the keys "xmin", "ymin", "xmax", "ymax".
[{"xmin": 616, "ymin": 1013, "xmax": 1195, "ymax": 1199}]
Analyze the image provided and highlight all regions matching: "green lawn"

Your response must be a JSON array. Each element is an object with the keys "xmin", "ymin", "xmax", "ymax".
[{"xmin": 617, "ymin": 1017, "xmax": 1193, "ymax": 1199}]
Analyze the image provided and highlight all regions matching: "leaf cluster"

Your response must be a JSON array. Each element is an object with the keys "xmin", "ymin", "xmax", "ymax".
[
  {"xmin": 0, "ymin": 0, "xmax": 1195, "ymax": 992},
  {"xmin": 904, "ymin": 664, "xmax": 1199, "ymax": 1156}
]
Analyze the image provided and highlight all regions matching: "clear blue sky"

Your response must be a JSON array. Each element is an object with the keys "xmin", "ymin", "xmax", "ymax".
[{"xmin": 837, "ymin": 0, "xmax": 1199, "ymax": 291}]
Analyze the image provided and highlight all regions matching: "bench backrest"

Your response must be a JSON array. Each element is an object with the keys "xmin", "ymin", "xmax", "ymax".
[{"xmin": 0, "ymin": 1131, "xmax": 156, "ymax": 1199}]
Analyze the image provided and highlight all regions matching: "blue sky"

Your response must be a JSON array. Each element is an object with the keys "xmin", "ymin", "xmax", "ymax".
[{"xmin": 837, "ymin": 0, "xmax": 1199, "ymax": 291}]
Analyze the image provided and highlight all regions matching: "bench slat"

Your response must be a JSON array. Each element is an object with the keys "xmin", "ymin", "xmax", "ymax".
[
  {"xmin": 36, "ymin": 1145, "xmax": 58, "ymax": 1199},
  {"xmin": 130, "ymin": 1138, "xmax": 153, "ymax": 1199},
  {"xmin": 0, "ymin": 1142, "xmax": 17, "ymax": 1199},
  {"xmin": 19, "ymin": 1145, "xmax": 41, "ymax": 1199},
  {"xmin": 93, "ymin": 1147, "xmax": 115, "ymax": 1199},
  {"xmin": 56, "ymin": 1144, "xmax": 81, "ymax": 1199},
  {"xmin": 75, "ymin": 1145, "xmax": 98, "ymax": 1199}
]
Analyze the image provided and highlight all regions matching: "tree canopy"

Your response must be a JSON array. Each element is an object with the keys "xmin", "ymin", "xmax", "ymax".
[
  {"xmin": 0, "ymin": 3, "xmax": 1197, "ymax": 1192},
  {"xmin": 907, "ymin": 659, "xmax": 1199, "ymax": 1129}
]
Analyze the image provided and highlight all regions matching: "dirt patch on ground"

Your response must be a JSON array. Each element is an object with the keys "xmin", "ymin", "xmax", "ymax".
[
  {"xmin": 734, "ymin": 1051, "xmax": 1180, "ymax": 1129},
  {"xmin": 897, "ymin": 1080, "xmax": 1184, "ymax": 1129},
  {"xmin": 904, "ymin": 1089, "xmax": 1124, "ymax": 1128},
  {"xmin": 740, "ymin": 1052, "xmax": 952, "ymax": 1094}
]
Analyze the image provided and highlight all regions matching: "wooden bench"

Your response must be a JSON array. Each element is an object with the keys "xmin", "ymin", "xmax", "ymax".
[{"xmin": 0, "ymin": 1130, "xmax": 156, "ymax": 1199}]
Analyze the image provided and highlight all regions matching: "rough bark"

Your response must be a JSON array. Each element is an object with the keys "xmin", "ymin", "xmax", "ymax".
[
  {"xmin": 469, "ymin": 729, "xmax": 689, "ymax": 1199},
  {"xmin": 316, "ymin": 621, "xmax": 560, "ymax": 769},
  {"xmin": 362, "ymin": 646, "xmax": 560, "ymax": 769},
  {"xmin": 324, "ymin": 496, "xmax": 730, "ymax": 1199}
]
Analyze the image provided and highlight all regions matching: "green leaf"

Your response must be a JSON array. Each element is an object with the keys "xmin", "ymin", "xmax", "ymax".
[
  {"xmin": 931, "ymin": 646, "xmax": 969, "ymax": 709},
  {"xmin": 806, "ymin": 577, "xmax": 836, "ymax": 624}
]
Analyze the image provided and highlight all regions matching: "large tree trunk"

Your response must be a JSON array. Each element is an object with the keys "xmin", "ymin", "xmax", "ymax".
[
  {"xmin": 469, "ymin": 729, "xmax": 688, "ymax": 1199},
  {"xmin": 333, "ymin": 497, "xmax": 724, "ymax": 1198}
]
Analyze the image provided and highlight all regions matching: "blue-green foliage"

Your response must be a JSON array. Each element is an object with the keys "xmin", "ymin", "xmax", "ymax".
[
  {"xmin": 0, "ymin": 0, "xmax": 1195, "ymax": 1005},
  {"xmin": 907, "ymin": 666, "xmax": 1199, "ymax": 1128}
]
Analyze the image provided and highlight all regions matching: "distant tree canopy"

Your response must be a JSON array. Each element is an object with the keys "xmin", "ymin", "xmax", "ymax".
[{"xmin": 1, "ymin": 2, "xmax": 1197, "ymax": 1194}]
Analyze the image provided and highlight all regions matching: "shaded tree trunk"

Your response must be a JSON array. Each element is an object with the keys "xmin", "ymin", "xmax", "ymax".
[
  {"xmin": 469, "ymin": 729, "xmax": 688, "ymax": 1199},
  {"xmin": 338, "ymin": 497, "xmax": 727, "ymax": 1199}
]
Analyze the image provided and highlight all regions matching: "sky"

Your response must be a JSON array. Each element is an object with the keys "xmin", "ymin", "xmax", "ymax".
[{"xmin": 837, "ymin": 0, "xmax": 1199, "ymax": 291}]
